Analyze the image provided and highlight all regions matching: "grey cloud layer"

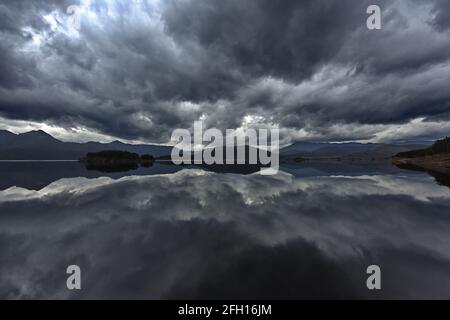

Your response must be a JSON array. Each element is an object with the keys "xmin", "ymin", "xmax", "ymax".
[{"xmin": 0, "ymin": 0, "xmax": 449, "ymax": 142}]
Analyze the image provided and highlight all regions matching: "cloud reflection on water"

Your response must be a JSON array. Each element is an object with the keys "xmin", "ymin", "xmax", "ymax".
[{"xmin": 1, "ymin": 169, "xmax": 450, "ymax": 299}]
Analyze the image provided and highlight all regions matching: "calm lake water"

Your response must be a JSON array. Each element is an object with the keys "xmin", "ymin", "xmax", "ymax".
[{"xmin": 1, "ymin": 161, "xmax": 450, "ymax": 299}]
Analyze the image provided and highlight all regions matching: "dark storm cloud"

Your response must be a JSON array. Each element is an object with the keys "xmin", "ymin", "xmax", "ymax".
[
  {"xmin": 1, "ymin": 171, "xmax": 450, "ymax": 298},
  {"xmin": 0, "ymin": 43, "xmax": 35, "ymax": 89},
  {"xmin": 427, "ymin": 0, "xmax": 450, "ymax": 32},
  {"xmin": 0, "ymin": 0, "xmax": 449, "ymax": 142},
  {"xmin": 163, "ymin": 0, "xmax": 373, "ymax": 81}
]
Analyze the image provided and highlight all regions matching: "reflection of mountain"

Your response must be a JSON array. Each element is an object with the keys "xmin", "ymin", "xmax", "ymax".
[
  {"xmin": 0, "ymin": 130, "xmax": 172, "ymax": 160},
  {"xmin": 0, "ymin": 162, "xmax": 182, "ymax": 191},
  {"xmin": 394, "ymin": 163, "xmax": 450, "ymax": 189},
  {"xmin": 0, "ymin": 160, "xmax": 421, "ymax": 192},
  {"xmin": 157, "ymin": 145, "xmax": 274, "ymax": 175},
  {"xmin": 281, "ymin": 160, "xmax": 411, "ymax": 178},
  {"xmin": 159, "ymin": 145, "xmax": 274, "ymax": 163},
  {"xmin": 0, "ymin": 161, "xmax": 267, "ymax": 191}
]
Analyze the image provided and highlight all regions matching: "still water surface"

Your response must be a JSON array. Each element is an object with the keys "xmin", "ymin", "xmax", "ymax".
[{"xmin": 0, "ymin": 161, "xmax": 449, "ymax": 299}]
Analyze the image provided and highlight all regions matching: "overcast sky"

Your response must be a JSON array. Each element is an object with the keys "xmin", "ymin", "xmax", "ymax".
[{"xmin": 0, "ymin": 0, "xmax": 449, "ymax": 145}]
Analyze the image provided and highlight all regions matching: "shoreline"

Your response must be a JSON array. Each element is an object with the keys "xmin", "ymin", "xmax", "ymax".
[
  {"xmin": 392, "ymin": 153, "xmax": 450, "ymax": 174},
  {"xmin": 0, "ymin": 160, "xmax": 78, "ymax": 162}
]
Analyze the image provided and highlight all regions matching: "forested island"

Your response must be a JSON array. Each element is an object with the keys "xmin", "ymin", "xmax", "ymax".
[
  {"xmin": 392, "ymin": 137, "xmax": 450, "ymax": 174},
  {"xmin": 80, "ymin": 150, "xmax": 155, "ymax": 172},
  {"xmin": 391, "ymin": 137, "xmax": 450, "ymax": 188}
]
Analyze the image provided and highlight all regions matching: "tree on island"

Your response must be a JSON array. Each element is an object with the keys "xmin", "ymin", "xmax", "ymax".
[{"xmin": 79, "ymin": 150, "xmax": 155, "ymax": 172}]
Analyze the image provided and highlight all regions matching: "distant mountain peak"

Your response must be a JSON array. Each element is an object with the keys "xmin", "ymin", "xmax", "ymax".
[
  {"xmin": 22, "ymin": 129, "xmax": 51, "ymax": 135},
  {"xmin": 0, "ymin": 128, "xmax": 173, "ymax": 160},
  {"xmin": 19, "ymin": 130, "xmax": 57, "ymax": 140},
  {"xmin": 110, "ymin": 140, "xmax": 125, "ymax": 145}
]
